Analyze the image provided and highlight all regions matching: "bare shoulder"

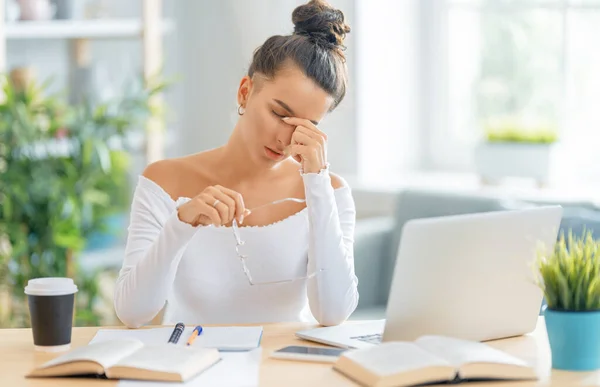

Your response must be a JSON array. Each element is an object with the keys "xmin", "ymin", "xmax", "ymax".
[
  {"xmin": 329, "ymin": 172, "xmax": 349, "ymax": 190},
  {"xmin": 142, "ymin": 153, "xmax": 211, "ymax": 200},
  {"xmin": 142, "ymin": 158, "xmax": 184, "ymax": 200},
  {"xmin": 142, "ymin": 158, "xmax": 179, "ymax": 181}
]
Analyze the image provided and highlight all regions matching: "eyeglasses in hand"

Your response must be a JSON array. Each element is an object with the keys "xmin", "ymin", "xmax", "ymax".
[{"xmin": 231, "ymin": 197, "xmax": 324, "ymax": 286}]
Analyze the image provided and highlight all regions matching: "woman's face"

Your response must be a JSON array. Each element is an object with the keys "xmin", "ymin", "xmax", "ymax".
[{"xmin": 237, "ymin": 64, "xmax": 333, "ymax": 165}]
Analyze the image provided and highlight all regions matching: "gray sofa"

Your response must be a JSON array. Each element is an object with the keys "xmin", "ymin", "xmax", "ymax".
[{"xmin": 351, "ymin": 188, "xmax": 600, "ymax": 318}]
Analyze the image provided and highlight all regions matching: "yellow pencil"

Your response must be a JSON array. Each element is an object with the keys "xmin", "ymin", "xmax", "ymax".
[{"xmin": 186, "ymin": 326, "xmax": 202, "ymax": 346}]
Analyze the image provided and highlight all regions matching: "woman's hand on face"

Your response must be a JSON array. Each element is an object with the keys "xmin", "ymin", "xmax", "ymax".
[
  {"xmin": 282, "ymin": 117, "xmax": 328, "ymax": 174},
  {"xmin": 177, "ymin": 185, "xmax": 250, "ymax": 227}
]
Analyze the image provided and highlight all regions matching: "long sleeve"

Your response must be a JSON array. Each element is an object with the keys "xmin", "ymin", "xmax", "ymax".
[
  {"xmin": 113, "ymin": 177, "xmax": 198, "ymax": 328},
  {"xmin": 303, "ymin": 167, "xmax": 359, "ymax": 326}
]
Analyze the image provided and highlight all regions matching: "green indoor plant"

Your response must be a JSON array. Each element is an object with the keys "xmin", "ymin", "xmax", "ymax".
[
  {"xmin": 0, "ymin": 70, "xmax": 167, "ymax": 327},
  {"xmin": 474, "ymin": 117, "xmax": 558, "ymax": 186},
  {"xmin": 534, "ymin": 230, "xmax": 600, "ymax": 371},
  {"xmin": 483, "ymin": 117, "xmax": 558, "ymax": 145}
]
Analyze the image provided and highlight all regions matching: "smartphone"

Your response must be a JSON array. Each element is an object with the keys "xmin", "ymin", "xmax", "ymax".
[{"xmin": 270, "ymin": 345, "xmax": 347, "ymax": 363}]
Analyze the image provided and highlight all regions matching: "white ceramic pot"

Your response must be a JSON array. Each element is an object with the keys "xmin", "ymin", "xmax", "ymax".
[{"xmin": 474, "ymin": 142, "xmax": 554, "ymax": 184}]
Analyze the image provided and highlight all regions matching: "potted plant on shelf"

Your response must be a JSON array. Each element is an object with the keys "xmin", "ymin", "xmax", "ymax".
[
  {"xmin": 474, "ymin": 117, "xmax": 558, "ymax": 187},
  {"xmin": 534, "ymin": 230, "xmax": 600, "ymax": 371},
  {"xmin": 0, "ymin": 69, "xmax": 167, "ymax": 327}
]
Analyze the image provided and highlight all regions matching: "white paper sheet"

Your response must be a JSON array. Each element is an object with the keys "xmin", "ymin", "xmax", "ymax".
[
  {"xmin": 116, "ymin": 348, "xmax": 262, "ymax": 387},
  {"xmin": 90, "ymin": 326, "xmax": 263, "ymax": 351}
]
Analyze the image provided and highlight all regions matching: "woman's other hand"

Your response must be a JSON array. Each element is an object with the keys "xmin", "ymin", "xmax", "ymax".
[
  {"xmin": 283, "ymin": 117, "xmax": 328, "ymax": 174},
  {"xmin": 177, "ymin": 185, "xmax": 250, "ymax": 227}
]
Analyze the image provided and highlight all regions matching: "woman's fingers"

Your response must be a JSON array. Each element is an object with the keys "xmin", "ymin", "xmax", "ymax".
[
  {"xmin": 282, "ymin": 117, "xmax": 327, "ymax": 140},
  {"xmin": 215, "ymin": 185, "xmax": 248, "ymax": 224},
  {"xmin": 294, "ymin": 125, "xmax": 326, "ymax": 144},
  {"xmin": 292, "ymin": 130, "xmax": 319, "ymax": 147},
  {"xmin": 289, "ymin": 144, "xmax": 310, "ymax": 158},
  {"xmin": 207, "ymin": 187, "xmax": 237, "ymax": 224},
  {"xmin": 286, "ymin": 140, "xmax": 304, "ymax": 163},
  {"xmin": 195, "ymin": 196, "xmax": 221, "ymax": 225},
  {"xmin": 185, "ymin": 185, "xmax": 250, "ymax": 227}
]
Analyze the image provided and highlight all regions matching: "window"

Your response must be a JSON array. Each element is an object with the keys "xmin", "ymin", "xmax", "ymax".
[{"xmin": 427, "ymin": 0, "xmax": 600, "ymax": 179}]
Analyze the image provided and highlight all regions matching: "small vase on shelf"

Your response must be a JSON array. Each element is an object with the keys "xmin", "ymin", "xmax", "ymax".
[{"xmin": 17, "ymin": 0, "xmax": 55, "ymax": 21}]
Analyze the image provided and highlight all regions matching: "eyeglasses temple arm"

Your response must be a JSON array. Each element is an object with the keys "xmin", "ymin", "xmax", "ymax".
[{"xmin": 248, "ymin": 198, "xmax": 306, "ymax": 212}]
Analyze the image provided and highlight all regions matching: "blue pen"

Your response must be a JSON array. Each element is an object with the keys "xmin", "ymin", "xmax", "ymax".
[{"xmin": 186, "ymin": 326, "xmax": 203, "ymax": 346}]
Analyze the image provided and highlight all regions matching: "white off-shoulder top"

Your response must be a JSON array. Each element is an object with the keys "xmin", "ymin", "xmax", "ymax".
[{"xmin": 113, "ymin": 168, "xmax": 359, "ymax": 328}]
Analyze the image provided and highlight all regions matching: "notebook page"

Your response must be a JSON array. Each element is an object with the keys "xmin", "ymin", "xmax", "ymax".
[
  {"xmin": 91, "ymin": 326, "xmax": 262, "ymax": 351},
  {"xmin": 188, "ymin": 326, "xmax": 263, "ymax": 350},
  {"xmin": 415, "ymin": 335, "xmax": 530, "ymax": 368},
  {"xmin": 40, "ymin": 339, "xmax": 143, "ymax": 370}
]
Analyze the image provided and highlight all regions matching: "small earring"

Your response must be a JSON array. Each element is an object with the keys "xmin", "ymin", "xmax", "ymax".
[{"xmin": 237, "ymin": 105, "xmax": 245, "ymax": 115}]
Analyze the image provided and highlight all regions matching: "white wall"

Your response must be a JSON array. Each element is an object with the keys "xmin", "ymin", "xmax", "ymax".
[
  {"xmin": 175, "ymin": 0, "xmax": 357, "ymax": 175},
  {"xmin": 355, "ymin": 0, "xmax": 422, "ymax": 179}
]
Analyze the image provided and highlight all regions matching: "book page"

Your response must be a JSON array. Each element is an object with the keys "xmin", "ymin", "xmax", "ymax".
[
  {"xmin": 343, "ymin": 341, "xmax": 453, "ymax": 376},
  {"xmin": 39, "ymin": 339, "xmax": 144, "ymax": 370},
  {"xmin": 111, "ymin": 344, "xmax": 218, "ymax": 374},
  {"xmin": 415, "ymin": 336, "xmax": 530, "ymax": 368}
]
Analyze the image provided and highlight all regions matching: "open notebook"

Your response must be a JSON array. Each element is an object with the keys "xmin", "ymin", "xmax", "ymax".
[
  {"xmin": 91, "ymin": 326, "xmax": 263, "ymax": 351},
  {"xmin": 27, "ymin": 339, "xmax": 221, "ymax": 382},
  {"xmin": 333, "ymin": 335, "xmax": 537, "ymax": 387}
]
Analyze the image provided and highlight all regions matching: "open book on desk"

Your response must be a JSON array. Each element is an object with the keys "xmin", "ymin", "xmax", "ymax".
[
  {"xmin": 333, "ymin": 335, "xmax": 537, "ymax": 387},
  {"xmin": 27, "ymin": 339, "xmax": 220, "ymax": 382}
]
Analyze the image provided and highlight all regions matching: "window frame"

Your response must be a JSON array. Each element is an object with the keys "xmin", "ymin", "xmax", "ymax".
[{"xmin": 423, "ymin": 0, "xmax": 600, "ymax": 173}]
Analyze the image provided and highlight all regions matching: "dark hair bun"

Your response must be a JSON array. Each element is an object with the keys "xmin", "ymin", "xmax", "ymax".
[{"xmin": 292, "ymin": 0, "xmax": 351, "ymax": 50}]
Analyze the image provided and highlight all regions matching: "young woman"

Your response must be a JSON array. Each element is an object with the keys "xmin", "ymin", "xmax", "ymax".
[{"xmin": 114, "ymin": 0, "xmax": 359, "ymax": 328}]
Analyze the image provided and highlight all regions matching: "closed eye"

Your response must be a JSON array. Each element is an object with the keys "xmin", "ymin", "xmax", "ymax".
[{"xmin": 272, "ymin": 110, "xmax": 285, "ymax": 118}]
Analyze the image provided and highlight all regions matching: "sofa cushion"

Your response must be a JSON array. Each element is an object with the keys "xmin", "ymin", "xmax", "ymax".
[
  {"xmin": 354, "ymin": 216, "xmax": 395, "ymax": 308},
  {"xmin": 559, "ymin": 206, "xmax": 600, "ymax": 239},
  {"xmin": 498, "ymin": 200, "xmax": 600, "ymax": 239}
]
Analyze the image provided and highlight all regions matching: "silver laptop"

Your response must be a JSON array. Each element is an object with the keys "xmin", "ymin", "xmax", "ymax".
[{"xmin": 296, "ymin": 205, "xmax": 563, "ymax": 349}]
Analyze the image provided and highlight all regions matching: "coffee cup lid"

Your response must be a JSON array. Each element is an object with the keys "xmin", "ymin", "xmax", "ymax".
[{"xmin": 24, "ymin": 277, "xmax": 78, "ymax": 296}]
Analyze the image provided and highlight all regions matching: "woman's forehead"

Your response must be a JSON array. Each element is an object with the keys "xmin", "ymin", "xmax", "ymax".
[{"xmin": 260, "ymin": 67, "xmax": 333, "ymax": 121}]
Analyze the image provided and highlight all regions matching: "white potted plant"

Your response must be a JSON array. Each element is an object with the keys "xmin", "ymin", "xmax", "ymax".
[
  {"xmin": 534, "ymin": 230, "xmax": 600, "ymax": 371},
  {"xmin": 474, "ymin": 117, "xmax": 558, "ymax": 186}
]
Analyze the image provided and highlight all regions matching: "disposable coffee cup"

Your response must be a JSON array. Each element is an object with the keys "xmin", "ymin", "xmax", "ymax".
[{"xmin": 24, "ymin": 277, "xmax": 78, "ymax": 352}]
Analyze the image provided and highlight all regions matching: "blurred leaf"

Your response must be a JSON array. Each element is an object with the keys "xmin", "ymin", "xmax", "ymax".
[
  {"xmin": 83, "ymin": 189, "xmax": 110, "ymax": 206},
  {"xmin": 53, "ymin": 232, "xmax": 85, "ymax": 251},
  {"xmin": 94, "ymin": 142, "xmax": 112, "ymax": 174},
  {"xmin": 2, "ymin": 195, "xmax": 12, "ymax": 220}
]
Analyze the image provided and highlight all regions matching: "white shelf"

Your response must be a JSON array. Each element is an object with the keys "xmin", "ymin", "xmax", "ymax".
[{"xmin": 5, "ymin": 18, "xmax": 174, "ymax": 40}]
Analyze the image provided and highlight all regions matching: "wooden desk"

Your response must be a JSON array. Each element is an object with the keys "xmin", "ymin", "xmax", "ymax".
[{"xmin": 2, "ymin": 317, "xmax": 600, "ymax": 386}]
